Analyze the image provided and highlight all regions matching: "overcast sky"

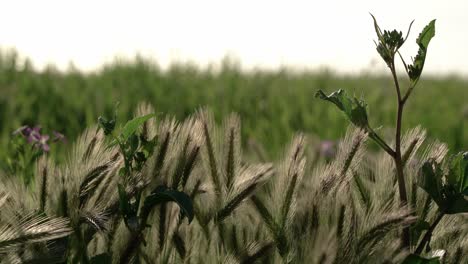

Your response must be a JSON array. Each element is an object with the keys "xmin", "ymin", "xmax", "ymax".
[{"xmin": 1, "ymin": 0, "xmax": 466, "ymax": 74}]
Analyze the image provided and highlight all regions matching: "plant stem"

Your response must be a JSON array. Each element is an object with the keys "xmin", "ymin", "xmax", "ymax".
[
  {"xmin": 401, "ymin": 85, "xmax": 415, "ymax": 104},
  {"xmin": 390, "ymin": 64, "xmax": 403, "ymax": 102},
  {"xmin": 120, "ymin": 232, "xmax": 143, "ymax": 263},
  {"xmin": 390, "ymin": 61, "xmax": 410, "ymax": 248},
  {"xmin": 415, "ymin": 211, "xmax": 445, "ymax": 254},
  {"xmin": 72, "ymin": 227, "xmax": 90, "ymax": 264},
  {"xmin": 368, "ymin": 130, "xmax": 395, "ymax": 157}
]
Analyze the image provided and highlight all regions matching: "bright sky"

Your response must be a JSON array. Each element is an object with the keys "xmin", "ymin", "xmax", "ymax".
[{"xmin": 1, "ymin": 0, "xmax": 467, "ymax": 75}]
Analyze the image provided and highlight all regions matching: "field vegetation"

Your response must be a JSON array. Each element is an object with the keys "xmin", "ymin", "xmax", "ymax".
[
  {"xmin": 0, "ymin": 16, "xmax": 467, "ymax": 263},
  {"xmin": 1, "ymin": 51, "xmax": 467, "ymax": 159}
]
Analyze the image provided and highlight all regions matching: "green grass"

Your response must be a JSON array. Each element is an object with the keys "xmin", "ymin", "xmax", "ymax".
[{"xmin": 1, "ymin": 50, "xmax": 467, "ymax": 158}]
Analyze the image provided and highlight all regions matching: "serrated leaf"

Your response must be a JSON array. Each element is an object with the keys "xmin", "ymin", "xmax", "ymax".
[
  {"xmin": 141, "ymin": 185, "xmax": 194, "ymax": 223},
  {"xmin": 315, "ymin": 89, "xmax": 369, "ymax": 129},
  {"xmin": 402, "ymin": 254, "xmax": 440, "ymax": 264},
  {"xmin": 420, "ymin": 161, "xmax": 444, "ymax": 207},
  {"xmin": 447, "ymin": 152, "xmax": 468, "ymax": 194},
  {"xmin": 120, "ymin": 113, "xmax": 156, "ymax": 142},
  {"xmin": 419, "ymin": 157, "xmax": 468, "ymax": 214},
  {"xmin": 408, "ymin": 20, "xmax": 436, "ymax": 82},
  {"xmin": 417, "ymin": 20, "xmax": 436, "ymax": 49}
]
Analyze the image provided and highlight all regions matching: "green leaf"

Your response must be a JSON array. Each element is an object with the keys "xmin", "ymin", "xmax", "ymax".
[
  {"xmin": 315, "ymin": 89, "xmax": 369, "ymax": 129},
  {"xmin": 447, "ymin": 195, "xmax": 468, "ymax": 214},
  {"xmin": 140, "ymin": 135, "xmax": 157, "ymax": 158},
  {"xmin": 411, "ymin": 219, "xmax": 431, "ymax": 243},
  {"xmin": 120, "ymin": 113, "xmax": 156, "ymax": 142},
  {"xmin": 98, "ymin": 116, "xmax": 116, "ymax": 136},
  {"xmin": 420, "ymin": 161, "xmax": 444, "ymax": 207},
  {"xmin": 447, "ymin": 152, "xmax": 468, "ymax": 194},
  {"xmin": 417, "ymin": 20, "xmax": 436, "ymax": 49},
  {"xmin": 402, "ymin": 254, "xmax": 440, "ymax": 264},
  {"xmin": 411, "ymin": 220, "xmax": 430, "ymax": 233},
  {"xmin": 141, "ymin": 185, "xmax": 194, "ymax": 223},
  {"xmin": 128, "ymin": 134, "xmax": 140, "ymax": 154},
  {"xmin": 118, "ymin": 184, "xmax": 132, "ymax": 220},
  {"xmin": 419, "ymin": 156, "xmax": 468, "ymax": 214},
  {"xmin": 370, "ymin": 13, "xmax": 384, "ymax": 44},
  {"xmin": 408, "ymin": 20, "xmax": 436, "ymax": 82},
  {"xmin": 118, "ymin": 184, "xmax": 140, "ymax": 232}
]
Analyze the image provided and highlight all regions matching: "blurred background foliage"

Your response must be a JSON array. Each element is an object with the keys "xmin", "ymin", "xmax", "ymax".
[{"xmin": 1, "ymin": 49, "xmax": 467, "ymax": 158}]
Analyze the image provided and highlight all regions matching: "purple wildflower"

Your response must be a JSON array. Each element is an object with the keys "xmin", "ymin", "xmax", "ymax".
[
  {"xmin": 36, "ymin": 134, "xmax": 50, "ymax": 152},
  {"xmin": 27, "ymin": 126, "xmax": 42, "ymax": 144},
  {"xmin": 13, "ymin": 125, "xmax": 51, "ymax": 152}
]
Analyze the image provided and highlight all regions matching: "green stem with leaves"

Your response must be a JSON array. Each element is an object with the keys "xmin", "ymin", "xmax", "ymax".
[
  {"xmin": 389, "ymin": 62, "xmax": 410, "ymax": 248},
  {"xmin": 317, "ymin": 16, "xmax": 437, "ymax": 251}
]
